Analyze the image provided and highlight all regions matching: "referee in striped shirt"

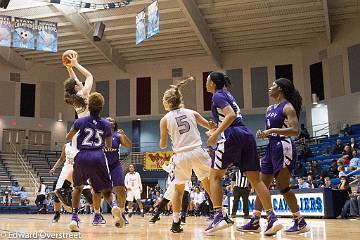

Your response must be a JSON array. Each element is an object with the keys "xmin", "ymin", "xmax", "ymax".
[{"xmin": 230, "ymin": 168, "xmax": 250, "ymax": 218}]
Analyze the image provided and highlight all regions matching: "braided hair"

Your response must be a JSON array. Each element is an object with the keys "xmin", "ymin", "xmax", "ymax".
[{"xmin": 275, "ymin": 78, "xmax": 302, "ymax": 119}]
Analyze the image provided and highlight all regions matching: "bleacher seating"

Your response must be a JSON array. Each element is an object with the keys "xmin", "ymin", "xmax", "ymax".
[
  {"xmin": 302, "ymin": 123, "xmax": 360, "ymax": 185},
  {"xmin": 0, "ymin": 155, "xmax": 13, "ymax": 187},
  {"xmin": 23, "ymin": 150, "xmax": 61, "ymax": 191}
]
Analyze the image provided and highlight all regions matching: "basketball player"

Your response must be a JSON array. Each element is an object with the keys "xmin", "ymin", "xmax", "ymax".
[
  {"xmin": 125, "ymin": 164, "xmax": 144, "ymax": 217},
  {"xmin": 239, "ymin": 78, "xmax": 310, "ymax": 234},
  {"xmin": 149, "ymin": 157, "xmax": 193, "ymax": 224},
  {"xmin": 49, "ymin": 143, "xmax": 75, "ymax": 222},
  {"xmin": 63, "ymin": 53, "xmax": 93, "ymax": 118},
  {"xmin": 159, "ymin": 77, "xmax": 214, "ymax": 233},
  {"xmin": 66, "ymin": 92, "xmax": 121, "ymax": 232},
  {"xmin": 105, "ymin": 117, "xmax": 132, "ymax": 226},
  {"xmin": 205, "ymin": 72, "xmax": 282, "ymax": 235}
]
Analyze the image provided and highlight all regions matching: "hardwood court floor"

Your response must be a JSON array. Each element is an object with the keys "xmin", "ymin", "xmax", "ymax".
[{"xmin": 0, "ymin": 214, "xmax": 359, "ymax": 240}]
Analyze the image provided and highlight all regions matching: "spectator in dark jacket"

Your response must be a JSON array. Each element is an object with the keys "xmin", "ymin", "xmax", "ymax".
[
  {"xmin": 309, "ymin": 160, "xmax": 322, "ymax": 178},
  {"xmin": 333, "ymin": 139, "xmax": 344, "ymax": 155},
  {"xmin": 293, "ymin": 162, "xmax": 307, "ymax": 177},
  {"xmin": 328, "ymin": 160, "xmax": 339, "ymax": 177},
  {"xmin": 350, "ymin": 138, "xmax": 358, "ymax": 151},
  {"xmin": 299, "ymin": 124, "xmax": 310, "ymax": 140}
]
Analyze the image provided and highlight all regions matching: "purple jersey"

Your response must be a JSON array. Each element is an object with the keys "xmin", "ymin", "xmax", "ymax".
[
  {"xmin": 72, "ymin": 116, "xmax": 112, "ymax": 150},
  {"xmin": 211, "ymin": 89, "xmax": 245, "ymax": 127},
  {"xmin": 265, "ymin": 100, "xmax": 288, "ymax": 131},
  {"xmin": 111, "ymin": 132, "xmax": 121, "ymax": 149}
]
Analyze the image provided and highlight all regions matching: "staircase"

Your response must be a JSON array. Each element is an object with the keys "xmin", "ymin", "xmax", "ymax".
[{"xmin": 0, "ymin": 153, "xmax": 39, "ymax": 203}]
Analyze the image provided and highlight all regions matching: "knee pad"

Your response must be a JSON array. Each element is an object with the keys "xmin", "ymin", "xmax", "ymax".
[
  {"xmin": 82, "ymin": 189, "xmax": 93, "ymax": 205},
  {"xmin": 62, "ymin": 179, "xmax": 72, "ymax": 189},
  {"xmin": 55, "ymin": 188, "xmax": 72, "ymax": 207},
  {"xmin": 279, "ymin": 186, "xmax": 291, "ymax": 195},
  {"xmin": 53, "ymin": 194, "xmax": 60, "ymax": 203}
]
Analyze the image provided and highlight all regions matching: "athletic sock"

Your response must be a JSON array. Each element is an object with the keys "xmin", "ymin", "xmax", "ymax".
[
  {"xmin": 253, "ymin": 210, "xmax": 261, "ymax": 220},
  {"xmin": 111, "ymin": 199, "xmax": 118, "ymax": 208},
  {"xmin": 172, "ymin": 212, "xmax": 180, "ymax": 223},
  {"xmin": 94, "ymin": 209, "xmax": 100, "ymax": 214},
  {"xmin": 292, "ymin": 211, "xmax": 301, "ymax": 219}
]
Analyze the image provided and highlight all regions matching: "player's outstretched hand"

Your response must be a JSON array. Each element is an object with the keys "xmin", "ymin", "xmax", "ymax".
[{"xmin": 65, "ymin": 53, "xmax": 79, "ymax": 68}]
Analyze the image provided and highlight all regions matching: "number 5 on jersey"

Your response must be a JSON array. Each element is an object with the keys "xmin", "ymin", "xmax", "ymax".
[{"xmin": 175, "ymin": 115, "xmax": 190, "ymax": 134}]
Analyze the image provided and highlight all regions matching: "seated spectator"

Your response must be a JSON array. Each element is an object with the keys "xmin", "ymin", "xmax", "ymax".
[
  {"xmin": 11, "ymin": 181, "xmax": 21, "ymax": 196},
  {"xmin": 307, "ymin": 175, "xmax": 318, "ymax": 188},
  {"xmin": 337, "ymin": 176, "xmax": 351, "ymax": 193},
  {"xmin": 338, "ymin": 166, "xmax": 346, "ymax": 178},
  {"xmin": 350, "ymin": 175, "xmax": 360, "ymax": 217},
  {"xmin": 333, "ymin": 139, "xmax": 344, "ymax": 155},
  {"xmin": 2, "ymin": 186, "xmax": 12, "ymax": 206},
  {"xmin": 328, "ymin": 160, "xmax": 339, "ymax": 178},
  {"xmin": 293, "ymin": 162, "xmax": 307, "ymax": 177},
  {"xmin": 342, "ymin": 145, "xmax": 353, "ymax": 164},
  {"xmin": 350, "ymin": 137, "xmax": 358, "ymax": 151},
  {"xmin": 192, "ymin": 187, "xmax": 206, "ymax": 216},
  {"xmin": 310, "ymin": 160, "xmax": 322, "ymax": 178},
  {"xmin": 297, "ymin": 178, "xmax": 310, "ymax": 189},
  {"xmin": 19, "ymin": 187, "xmax": 29, "ymax": 206},
  {"xmin": 348, "ymin": 150, "xmax": 360, "ymax": 170},
  {"xmin": 321, "ymin": 177, "xmax": 333, "ymax": 188},
  {"xmin": 342, "ymin": 124, "xmax": 352, "ymax": 136},
  {"xmin": 299, "ymin": 124, "xmax": 310, "ymax": 140}
]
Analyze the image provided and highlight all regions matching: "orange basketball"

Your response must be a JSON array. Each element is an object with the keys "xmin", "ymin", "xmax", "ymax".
[{"xmin": 62, "ymin": 50, "xmax": 78, "ymax": 65}]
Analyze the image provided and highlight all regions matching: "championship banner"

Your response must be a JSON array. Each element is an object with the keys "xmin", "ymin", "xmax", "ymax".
[
  {"xmin": 144, "ymin": 151, "xmax": 174, "ymax": 170},
  {"xmin": 37, "ymin": 20, "xmax": 58, "ymax": 52},
  {"xmin": 147, "ymin": 0, "xmax": 159, "ymax": 38},
  {"xmin": 13, "ymin": 17, "xmax": 35, "ymax": 49},
  {"xmin": 0, "ymin": 15, "xmax": 11, "ymax": 47},
  {"xmin": 136, "ymin": 9, "xmax": 146, "ymax": 45}
]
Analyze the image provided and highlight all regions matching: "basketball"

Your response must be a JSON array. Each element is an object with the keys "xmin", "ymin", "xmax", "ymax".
[{"xmin": 62, "ymin": 50, "xmax": 78, "ymax": 65}]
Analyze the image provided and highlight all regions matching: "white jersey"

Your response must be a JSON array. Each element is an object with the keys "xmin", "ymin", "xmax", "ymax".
[
  {"xmin": 64, "ymin": 142, "xmax": 78, "ymax": 165},
  {"xmin": 125, "ymin": 172, "xmax": 142, "ymax": 191},
  {"xmin": 165, "ymin": 108, "xmax": 202, "ymax": 153},
  {"xmin": 74, "ymin": 90, "xmax": 89, "ymax": 118},
  {"xmin": 184, "ymin": 180, "xmax": 192, "ymax": 193}
]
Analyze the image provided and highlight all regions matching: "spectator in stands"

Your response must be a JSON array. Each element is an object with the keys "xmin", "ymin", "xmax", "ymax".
[
  {"xmin": 310, "ymin": 160, "xmax": 322, "ymax": 178},
  {"xmin": 20, "ymin": 187, "xmax": 29, "ymax": 206},
  {"xmin": 11, "ymin": 181, "xmax": 21, "ymax": 196},
  {"xmin": 342, "ymin": 145, "xmax": 353, "ymax": 164},
  {"xmin": 333, "ymin": 139, "xmax": 344, "ymax": 155},
  {"xmin": 192, "ymin": 187, "xmax": 206, "ymax": 216},
  {"xmin": 321, "ymin": 177, "xmax": 333, "ymax": 188},
  {"xmin": 297, "ymin": 178, "xmax": 310, "ymax": 189},
  {"xmin": 350, "ymin": 138, "xmax": 358, "ymax": 151},
  {"xmin": 348, "ymin": 150, "xmax": 360, "ymax": 171},
  {"xmin": 293, "ymin": 162, "xmax": 307, "ymax": 178},
  {"xmin": 3, "ymin": 186, "xmax": 11, "ymax": 206},
  {"xmin": 299, "ymin": 124, "xmax": 310, "ymax": 140},
  {"xmin": 350, "ymin": 175, "xmax": 360, "ymax": 218},
  {"xmin": 338, "ymin": 166, "xmax": 346, "ymax": 178},
  {"xmin": 338, "ymin": 176, "xmax": 352, "ymax": 218},
  {"xmin": 307, "ymin": 175, "xmax": 318, "ymax": 188},
  {"xmin": 328, "ymin": 160, "xmax": 339, "ymax": 178},
  {"xmin": 342, "ymin": 124, "xmax": 352, "ymax": 136},
  {"xmin": 297, "ymin": 143, "xmax": 312, "ymax": 163}
]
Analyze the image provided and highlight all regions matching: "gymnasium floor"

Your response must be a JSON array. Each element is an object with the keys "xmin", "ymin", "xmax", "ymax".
[{"xmin": 0, "ymin": 215, "xmax": 359, "ymax": 240}]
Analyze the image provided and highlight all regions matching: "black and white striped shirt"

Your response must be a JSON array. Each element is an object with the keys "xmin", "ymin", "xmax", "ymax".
[{"xmin": 232, "ymin": 170, "xmax": 249, "ymax": 188}]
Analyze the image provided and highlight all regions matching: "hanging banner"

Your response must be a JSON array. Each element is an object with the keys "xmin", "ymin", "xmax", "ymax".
[
  {"xmin": 136, "ymin": 9, "xmax": 146, "ymax": 45},
  {"xmin": 144, "ymin": 151, "xmax": 174, "ymax": 170},
  {"xmin": 13, "ymin": 17, "xmax": 35, "ymax": 49},
  {"xmin": 147, "ymin": 0, "xmax": 159, "ymax": 38},
  {"xmin": 0, "ymin": 15, "xmax": 12, "ymax": 47},
  {"xmin": 37, "ymin": 20, "xmax": 58, "ymax": 52}
]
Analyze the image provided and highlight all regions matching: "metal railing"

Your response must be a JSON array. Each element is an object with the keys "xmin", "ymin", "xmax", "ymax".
[{"xmin": 10, "ymin": 143, "xmax": 39, "ymax": 192}]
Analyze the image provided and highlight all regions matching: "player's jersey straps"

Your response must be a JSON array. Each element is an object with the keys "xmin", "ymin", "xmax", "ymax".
[{"xmin": 165, "ymin": 108, "xmax": 202, "ymax": 153}]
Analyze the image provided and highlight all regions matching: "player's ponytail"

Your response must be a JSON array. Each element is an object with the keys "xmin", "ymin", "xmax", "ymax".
[
  {"xmin": 64, "ymin": 78, "xmax": 86, "ymax": 109},
  {"xmin": 209, "ymin": 72, "xmax": 231, "ymax": 89},
  {"xmin": 163, "ymin": 76, "xmax": 194, "ymax": 110},
  {"xmin": 275, "ymin": 78, "xmax": 302, "ymax": 119}
]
